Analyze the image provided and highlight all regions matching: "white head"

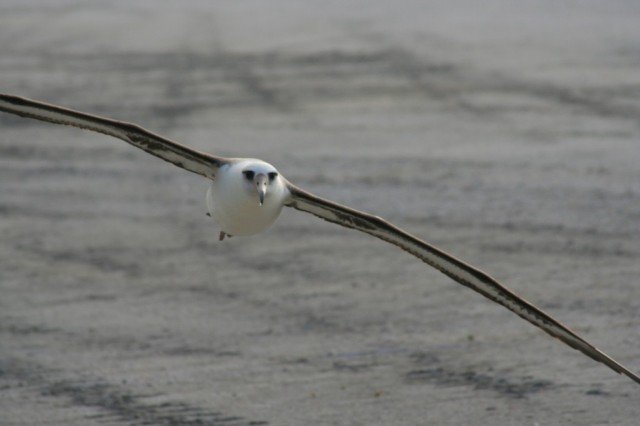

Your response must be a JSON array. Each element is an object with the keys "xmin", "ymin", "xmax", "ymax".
[{"xmin": 239, "ymin": 160, "xmax": 282, "ymax": 206}]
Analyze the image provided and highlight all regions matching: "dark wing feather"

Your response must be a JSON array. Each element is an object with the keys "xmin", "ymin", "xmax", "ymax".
[
  {"xmin": 285, "ymin": 182, "xmax": 640, "ymax": 385},
  {"xmin": 0, "ymin": 94, "xmax": 229, "ymax": 179}
]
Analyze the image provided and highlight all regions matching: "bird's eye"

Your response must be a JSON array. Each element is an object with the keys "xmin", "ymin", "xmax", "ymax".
[
  {"xmin": 243, "ymin": 170, "xmax": 255, "ymax": 180},
  {"xmin": 268, "ymin": 172, "xmax": 278, "ymax": 181}
]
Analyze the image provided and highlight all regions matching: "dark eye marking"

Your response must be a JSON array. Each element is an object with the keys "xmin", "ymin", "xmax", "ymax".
[
  {"xmin": 243, "ymin": 170, "xmax": 255, "ymax": 180},
  {"xmin": 268, "ymin": 172, "xmax": 278, "ymax": 181}
]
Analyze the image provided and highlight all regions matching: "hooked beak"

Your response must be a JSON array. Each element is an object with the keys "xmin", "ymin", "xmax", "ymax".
[{"xmin": 255, "ymin": 173, "xmax": 268, "ymax": 206}]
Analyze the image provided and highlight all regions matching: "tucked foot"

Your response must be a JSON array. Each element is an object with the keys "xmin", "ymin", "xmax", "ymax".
[
  {"xmin": 206, "ymin": 212, "xmax": 211, "ymax": 217},
  {"xmin": 219, "ymin": 231, "xmax": 233, "ymax": 241}
]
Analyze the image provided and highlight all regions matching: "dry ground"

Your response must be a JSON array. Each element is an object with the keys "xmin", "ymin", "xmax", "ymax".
[{"xmin": 1, "ymin": 1, "xmax": 640, "ymax": 424}]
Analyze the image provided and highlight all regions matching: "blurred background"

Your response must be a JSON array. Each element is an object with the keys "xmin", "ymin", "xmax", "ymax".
[{"xmin": 1, "ymin": 1, "xmax": 639, "ymax": 424}]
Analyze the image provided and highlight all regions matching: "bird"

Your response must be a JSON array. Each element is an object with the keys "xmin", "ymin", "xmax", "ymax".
[{"xmin": 1, "ymin": 93, "xmax": 638, "ymax": 386}]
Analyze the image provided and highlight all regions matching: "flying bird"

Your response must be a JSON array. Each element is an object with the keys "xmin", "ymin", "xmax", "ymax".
[{"xmin": 1, "ymin": 93, "xmax": 638, "ymax": 386}]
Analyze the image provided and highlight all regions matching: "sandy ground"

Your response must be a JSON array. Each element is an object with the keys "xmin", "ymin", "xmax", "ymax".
[{"xmin": 1, "ymin": 1, "xmax": 640, "ymax": 424}]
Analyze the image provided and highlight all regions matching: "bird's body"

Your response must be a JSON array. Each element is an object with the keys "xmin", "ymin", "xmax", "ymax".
[
  {"xmin": 1, "ymin": 93, "xmax": 639, "ymax": 387},
  {"xmin": 206, "ymin": 159, "xmax": 288, "ymax": 236}
]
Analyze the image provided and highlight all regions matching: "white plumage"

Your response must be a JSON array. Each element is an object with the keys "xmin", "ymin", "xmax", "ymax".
[{"xmin": 206, "ymin": 159, "xmax": 288, "ymax": 236}]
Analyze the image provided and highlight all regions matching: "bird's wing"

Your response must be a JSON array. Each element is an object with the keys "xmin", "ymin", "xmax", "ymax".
[
  {"xmin": 285, "ymin": 182, "xmax": 640, "ymax": 385},
  {"xmin": 0, "ymin": 94, "xmax": 229, "ymax": 179}
]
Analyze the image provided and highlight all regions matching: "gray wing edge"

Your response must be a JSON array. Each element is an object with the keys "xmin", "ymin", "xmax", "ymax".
[
  {"xmin": 0, "ymin": 94, "xmax": 229, "ymax": 179},
  {"xmin": 285, "ymin": 182, "xmax": 640, "ymax": 385}
]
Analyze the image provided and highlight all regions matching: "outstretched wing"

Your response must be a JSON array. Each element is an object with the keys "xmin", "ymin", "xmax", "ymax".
[
  {"xmin": 285, "ymin": 182, "xmax": 640, "ymax": 385},
  {"xmin": 0, "ymin": 94, "xmax": 229, "ymax": 179}
]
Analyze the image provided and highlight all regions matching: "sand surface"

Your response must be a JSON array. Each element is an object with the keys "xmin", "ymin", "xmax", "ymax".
[{"xmin": 1, "ymin": 1, "xmax": 640, "ymax": 424}]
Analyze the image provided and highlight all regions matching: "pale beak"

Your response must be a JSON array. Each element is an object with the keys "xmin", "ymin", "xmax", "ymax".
[{"xmin": 255, "ymin": 173, "xmax": 268, "ymax": 205}]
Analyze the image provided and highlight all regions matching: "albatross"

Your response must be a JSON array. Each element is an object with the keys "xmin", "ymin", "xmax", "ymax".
[{"xmin": 1, "ymin": 93, "xmax": 638, "ymax": 386}]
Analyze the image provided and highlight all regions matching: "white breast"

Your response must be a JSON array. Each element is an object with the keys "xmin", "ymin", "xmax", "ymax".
[{"xmin": 206, "ymin": 161, "xmax": 288, "ymax": 236}]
